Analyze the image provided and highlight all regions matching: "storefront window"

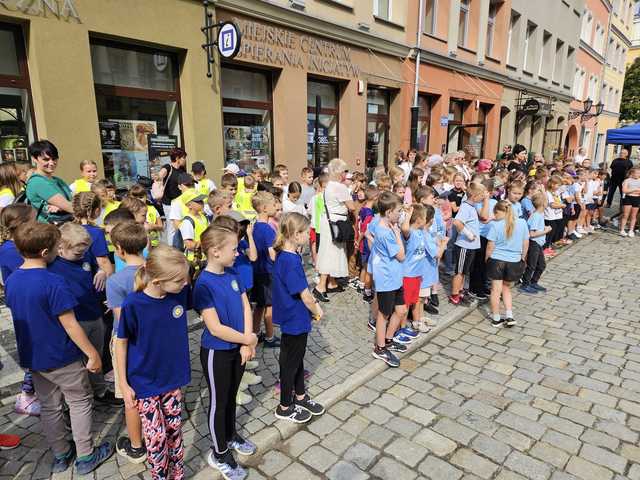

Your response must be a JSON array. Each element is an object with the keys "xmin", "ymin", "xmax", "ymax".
[
  {"xmin": 0, "ymin": 24, "xmax": 34, "ymax": 164},
  {"xmin": 307, "ymin": 80, "xmax": 339, "ymax": 167},
  {"xmin": 417, "ymin": 95, "xmax": 432, "ymax": 152},
  {"xmin": 90, "ymin": 40, "xmax": 182, "ymax": 189},
  {"xmin": 221, "ymin": 66, "xmax": 273, "ymax": 172},
  {"xmin": 366, "ymin": 88, "xmax": 390, "ymax": 171}
]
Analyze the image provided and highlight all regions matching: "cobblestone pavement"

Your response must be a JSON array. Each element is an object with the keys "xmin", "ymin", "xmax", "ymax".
[{"xmin": 2, "ymin": 231, "xmax": 639, "ymax": 479}]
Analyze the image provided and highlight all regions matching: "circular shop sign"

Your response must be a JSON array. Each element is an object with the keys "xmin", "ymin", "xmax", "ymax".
[{"xmin": 217, "ymin": 22, "xmax": 241, "ymax": 59}]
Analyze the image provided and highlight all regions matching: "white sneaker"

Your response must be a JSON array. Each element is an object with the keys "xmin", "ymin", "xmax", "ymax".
[
  {"xmin": 613, "ymin": 218, "xmax": 619, "ymax": 227},
  {"xmin": 629, "ymin": 230, "xmax": 636, "ymax": 238},
  {"xmin": 572, "ymin": 230, "xmax": 583, "ymax": 238},
  {"xmin": 240, "ymin": 372, "xmax": 262, "ymax": 388},
  {"xmin": 620, "ymin": 230, "xmax": 628, "ymax": 237},
  {"xmin": 414, "ymin": 321, "xmax": 432, "ymax": 333},
  {"xmin": 576, "ymin": 227, "xmax": 587, "ymax": 235},
  {"xmin": 245, "ymin": 360, "xmax": 259, "ymax": 371},
  {"xmin": 236, "ymin": 390, "xmax": 252, "ymax": 405}
]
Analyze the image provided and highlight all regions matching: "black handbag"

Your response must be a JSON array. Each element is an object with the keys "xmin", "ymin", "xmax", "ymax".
[{"xmin": 323, "ymin": 192, "xmax": 354, "ymax": 244}]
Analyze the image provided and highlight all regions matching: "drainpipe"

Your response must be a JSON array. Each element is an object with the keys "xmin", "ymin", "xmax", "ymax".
[{"xmin": 411, "ymin": 0, "xmax": 425, "ymax": 150}]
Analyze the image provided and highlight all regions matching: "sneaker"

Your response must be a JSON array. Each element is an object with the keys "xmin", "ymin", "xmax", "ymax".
[
  {"xmin": 491, "ymin": 318, "xmax": 504, "ymax": 328},
  {"xmin": 424, "ymin": 302, "xmax": 439, "ymax": 314},
  {"xmin": 400, "ymin": 326, "xmax": 419, "ymax": 338},
  {"xmin": 312, "ymin": 288, "xmax": 329, "ymax": 303},
  {"xmin": 530, "ymin": 283, "xmax": 547, "ymax": 292},
  {"xmin": 94, "ymin": 390, "xmax": 124, "ymax": 406},
  {"xmin": 630, "ymin": 230, "xmax": 636, "ymax": 238},
  {"xmin": 207, "ymin": 451, "xmax": 247, "ymax": 480},
  {"xmin": 116, "ymin": 437, "xmax": 147, "ymax": 464},
  {"xmin": 245, "ymin": 360, "xmax": 259, "ymax": 371},
  {"xmin": 518, "ymin": 284, "xmax": 538, "ymax": 295},
  {"xmin": 568, "ymin": 233, "xmax": 579, "ymax": 241},
  {"xmin": 363, "ymin": 292, "xmax": 374, "ymax": 303},
  {"xmin": 468, "ymin": 291, "xmax": 488, "ymax": 301},
  {"xmin": 620, "ymin": 230, "xmax": 628, "ymax": 237},
  {"xmin": 430, "ymin": 293, "xmax": 440, "ymax": 307},
  {"xmin": 52, "ymin": 443, "xmax": 76, "ymax": 473},
  {"xmin": 448, "ymin": 294, "xmax": 462, "ymax": 305},
  {"xmin": 263, "ymin": 336, "xmax": 281, "ymax": 348},
  {"xmin": 505, "ymin": 317, "xmax": 517, "ymax": 328},
  {"xmin": 75, "ymin": 441, "xmax": 114, "ymax": 475},
  {"xmin": 0, "ymin": 433, "xmax": 20, "ymax": 450},
  {"xmin": 543, "ymin": 248, "xmax": 556, "ymax": 256},
  {"xmin": 612, "ymin": 218, "xmax": 619, "ymax": 227},
  {"xmin": 240, "ymin": 372, "xmax": 262, "ymax": 387},
  {"xmin": 386, "ymin": 339, "xmax": 408, "ymax": 353},
  {"xmin": 393, "ymin": 332, "xmax": 413, "ymax": 344},
  {"xmin": 326, "ymin": 285, "xmax": 345, "ymax": 293},
  {"xmin": 414, "ymin": 321, "xmax": 432, "ymax": 333},
  {"xmin": 275, "ymin": 404, "xmax": 312, "ymax": 423},
  {"xmin": 294, "ymin": 394, "xmax": 325, "ymax": 415},
  {"xmin": 228, "ymin": 435, "xmax": 256, "ymax": 456},
  {"xmin": 14, "ymin": 392, "xmax": 40, "ymax": 417},
  {"xmin": 236, "ymin": 390, "xmax": 252, "ymax": 405},
  {"xmin": 372, "ymin": 347, "xmax": 400, "ymax": 367},
  {"xmin": 576, "ymin": 227, "xmax": 587, "ymax": 235},
  {"xmin": 367, "ymin": 319, "xmax": 376, "ymax": 332}
]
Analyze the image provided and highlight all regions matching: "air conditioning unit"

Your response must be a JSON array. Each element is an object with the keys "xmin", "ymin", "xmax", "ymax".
[{"xmin": 289, "ymin": 0, "xmax": 305, "ymax": 10}]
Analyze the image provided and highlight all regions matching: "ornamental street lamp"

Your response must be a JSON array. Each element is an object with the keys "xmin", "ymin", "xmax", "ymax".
[{"xmin": 568, "ymin": 98, "xmax": 604, "ymax": 121}]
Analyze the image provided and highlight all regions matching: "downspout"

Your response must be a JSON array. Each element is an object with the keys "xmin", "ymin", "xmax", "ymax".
[{"xmin": 410, "ymin": 0, "xmax": 425, "ymax": 150}]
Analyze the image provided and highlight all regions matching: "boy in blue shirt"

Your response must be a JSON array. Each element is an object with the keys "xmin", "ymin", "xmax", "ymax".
[
  {"xmin": 250, "ymin": 191, "xmax": 280, "ymax": 347},
  {"xmin": 450, "ymin": 183, "xmax": 486, "ymax": 305},
  {"xmin": 520, "ymin": 192, "xmax": 551, "ymax": 294},
  {"xmin": 6, "ymin": 222, "xmax": 113, "ymax": 475},
  {"xmin": 105, "ymin": 221, "xmax": 148, "ymax": 464},
  {"xmin": 469, "ymin": 179, "xmax": 498, "ymax": 301},
  {"xmin": 371, "ymin": 192, "xmax": 407, "ymax": 368}
]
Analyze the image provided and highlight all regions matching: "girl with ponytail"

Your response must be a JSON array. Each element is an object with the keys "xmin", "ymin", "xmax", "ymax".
[
  {"xmin": 73, "ymin": 191, "xmax": 113, "ymax": 278},
  {"xmin": 485, "ymin": 200, "xmax": 530, "ymax": 328}
]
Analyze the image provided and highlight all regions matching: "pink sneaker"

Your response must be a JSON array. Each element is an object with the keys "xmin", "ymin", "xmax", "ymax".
[{"xmin": 15, "ymin": 392, "xmax": 41, "ymax": 417}]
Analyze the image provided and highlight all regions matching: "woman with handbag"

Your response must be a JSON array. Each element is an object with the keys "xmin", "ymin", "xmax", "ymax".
[
  {"xmin": 312, "ymin": 158, "xmax": 356, "ymax": 303},
  {"xmin": 155, "ymin": 148, "xmax": 187, "ymax": 243}
]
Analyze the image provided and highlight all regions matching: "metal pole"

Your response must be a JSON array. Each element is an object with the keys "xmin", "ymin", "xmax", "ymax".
[
  {"xmin": 411, "ymin": 0, "xmax": 425, "ymax": 150},
  {"xmin": 314, "ymin": 95, "xmax": 321, "ymax": 167}
]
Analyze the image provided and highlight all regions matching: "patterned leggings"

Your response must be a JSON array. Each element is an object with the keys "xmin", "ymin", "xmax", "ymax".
[{"xmin": 137, "ymin": 389, "xmax": 184, "ymax": 480}]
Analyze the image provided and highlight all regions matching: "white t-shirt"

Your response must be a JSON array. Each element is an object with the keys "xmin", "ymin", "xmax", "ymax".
[
  {"xmin": 0, "ymin": 192, "xmax": 15, "ymax": 208},
  {"xmin": 179, "ymin": 217, "xmax": 195, "ymax": 240},
  {"xmin": 299, "ymin": 184, "xmax": 315, "ymax": 209},
  {"xmin": 283, "ymin": 196, "xmax": 307, "ymax": 216},
  {"xmin": 399, "ymin": 162, "xmax": 412, "ymax": 182},
  {"xmin": 324, "ymin": 181, "xmax": 351, "ymax": 218},
  {"xmin": 169, "ymin": 198, "xmax": 184, "ymax": 222},
  {"xmin": 544, "ymin": 191, "xmax": 563, "ymax": 220}
]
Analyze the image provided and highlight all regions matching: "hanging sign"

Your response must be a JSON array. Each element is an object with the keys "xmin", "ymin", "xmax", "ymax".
[{"xmin": 217, "ymin": 22, "xmax": 242, "ymax": 59}]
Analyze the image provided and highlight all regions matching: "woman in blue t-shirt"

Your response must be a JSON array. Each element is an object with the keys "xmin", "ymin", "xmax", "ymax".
[
  {"xmin": 272, "ymin": 213, "xmax": 325, "ymax": 424},
  {"xmin": 485, "ymin": 201, "xmax": 529, "ymax": 329},
  {"xmin": 115, "ymin": 245, "xmax": 191, "ymax": 480},
  {"xmin": 194, "ymin": 226, "xmax": 259, "ymax": 480}
]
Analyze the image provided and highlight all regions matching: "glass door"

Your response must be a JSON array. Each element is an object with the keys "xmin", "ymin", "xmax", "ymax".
[
  {"xmin": 366, "ymin": 88, "xmax": 390, "ymax": 173},
  {"xmin": 307, "ymin": 80, "xmax": 339, "ymax": 168}
]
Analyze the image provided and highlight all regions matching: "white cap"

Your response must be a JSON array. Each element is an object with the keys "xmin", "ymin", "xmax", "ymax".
[{"xmin": 223, "ymin": 163, "xmax": 240, "ymax": 175}]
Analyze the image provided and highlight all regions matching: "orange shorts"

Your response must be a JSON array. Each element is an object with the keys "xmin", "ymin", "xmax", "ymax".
[{"xmin": 403, "ymin": 277, "xmax": 421, "ymax": 306}]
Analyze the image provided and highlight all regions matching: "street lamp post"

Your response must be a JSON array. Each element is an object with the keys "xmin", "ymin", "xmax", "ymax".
[{"xmin": 568, "ymin": 98, "xmax": 605, "ymax": 121}]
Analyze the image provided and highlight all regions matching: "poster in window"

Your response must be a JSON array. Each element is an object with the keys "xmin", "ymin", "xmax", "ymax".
[
  {"xmin": 106, "ymin": 120, "xmax": 157, "ymax": 188},
  {"xmin": 112, "ymin": 151, "xmax": 139, "ymax": 188},
  {"xmin": 223, "ymin": 126, "xmax": 269, "ymax": 171},
  {"xmin": 148, "ymin": 134, "xmax": 178, "ymax": 179},
  {"xmin": 1, "ymin": 150, "xmax": 15, "ymax": 163},
  {"xmin": 99, "ymin": 122, "xmax": 121, "ymax": 150}
]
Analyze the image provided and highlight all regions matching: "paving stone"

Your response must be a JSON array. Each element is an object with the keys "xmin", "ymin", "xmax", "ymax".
[
  {"xmin": 343, "ymin": 442, "xmax": 379, "ymax": 470},
  {"xmin": 580, "ymin": 428, "xmax": 619, "ymax": 451},
  {"xmin": 385, "ymin": 437, "xmax": 429, "ymax": 467},
  {"xmin": 258, "ymin": 450, "xmax": 292, "ymax": 477},
  {"xmin": 387, "ymin": 415, "xmax": 422, "ymax": 437},
  {"xmin": 326, "ymin": 460, "xmax": 369, "ymax": 480},
  {"xmin": 418, "ymin": 455, "xmax": 464, "ymax": 480},
  {"xmin": 321, "ymin": 428, "xmax": 356, "ymax": 455},
  {"xmin": 360, "ymin": 404, "xmax": 394, "ymax": 425},
  {"xmin": 371, "ymin": 456, "xmax": 418, "ymax": 480},
  {"xmin": 529, "ymin": 442, "xmax": 570, "ymax": 469},
  {"xmin": 496, "ymin": 412, "xmax": 547, "ymax": 440},
  {"xmin": 413, "ymin": 429, "xmax": 458, "ymax": 456},
  {"xmin": 470, "ymin": 434, "xmax": 512, "ymax": 463},
  {"xmin": 400, "ymin": 405, "xmax": 437, "ymax": 425},
  {"xmin": 504, "ymin": 451, "xmax": 553, "ymax": 480},
  {"xmin": 433, "ymin": 418, "xmax": 478, "ymax": 444},
  {"xmin": 299, "ymin": 445, "xmax": 339, "ymax": 473},
  {"xmin": 358, "ymin": 423, "xmax": 395, "ymax": 448},
  {"xmin": 276, "ymin": 462, "xmax": 321, "ymax": 480},
  {"xmin": 579, "ymin": 444, "xmax": 627, "ymax": 474},
  {"xmin": 494, "ymin": 427, "xmax": 535, "ymax": 452},
  {"xmin": 375, "ymin": 393, "xmax": 405, "ymax": 412},
  {"xmin": 348, "ymin": 386, "xmax": 379, "ymax": 405},
  {"xmin": 308, "ymin": 414, "xmax": 342, "ymax": 437},
  {"xmin": 281, "ymin": 430, "xmax": 319, "ymax": 458},
  {"xmin": 450, "ymin": 449, "xmax": 499, "ymax": 479},
  {"xmin": 565, "ymin": 456, "xmax": 613, "ymax": 480}
]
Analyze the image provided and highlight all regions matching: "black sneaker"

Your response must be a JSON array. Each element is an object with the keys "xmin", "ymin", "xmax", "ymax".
[
  {"xmin": 275, "ymin": 404, "xmax": 312, "ymax": 423},
  {"xmin": 312, "ymin": 288, "xmax": 329, "ymax": 303},
  {"xmin": 327, "ymin": 285, "xmax": 345, "ymax": 293},
  {"xmin": 94, "ymin": 390, "xmax": 124, "ymax": 406},
  {"xmin": 116, "ymin": 437, "xmax": 147, "ymax": 464},
  {"xmin": 491, "ymin": 318, "xmax": 505, "ymax": 328},
  {"xmin": 367, "ymin": 319, "xmax": 376, "ymax": 332},
  {"xmin": 363, "ymin": 292, "xmax": 374, "ymax": 303},
  {"xmin": 385, "ymin": 339, "xmax": 408, "ymax": 353},
  {"xmin": 372, "ymin": 347, "xmax": 400, "ymax": 367},
  {"xmin": 263, "ymin": 336, "xmax": 281, "ymax": 348},
  {"xmin": 505, "ymin": 317, "xmax": 517, "ymax": 328},
  {"xmin": 430, "ymin": 293, "xmax": 439, "ymax": 307},
  {"xmin": 424, "ymin": 302, "xmax": 439, "ymax": 315},
  {"xmin": 468, "ymin": 291, "xmax": 488, "ymax": 301},
  {"xmin": 294, "ymin": 395, "xmax": 325, "ymax": 415}
]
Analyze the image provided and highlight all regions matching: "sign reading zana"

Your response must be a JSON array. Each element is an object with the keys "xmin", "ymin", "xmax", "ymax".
[
  {"xmin": 233, "ymin": 17, "xmax": 361, "ymax": 78},
  {"xmin": 0, "ymin": 0, "xmax": 80, "ymax": 21}
]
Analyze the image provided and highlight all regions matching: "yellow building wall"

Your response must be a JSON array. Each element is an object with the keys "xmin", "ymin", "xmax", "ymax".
[{"xmin": 0, "ymin": 0, "xmax": 223, "ymax": 183}]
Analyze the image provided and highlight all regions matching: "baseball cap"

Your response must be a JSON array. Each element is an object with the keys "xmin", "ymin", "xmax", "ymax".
[
  {"xmin": 223, "ymin": 163, "xmax": 240, "ymax": 175},
  {"xmin": 476, "ymin": 159, "xmax": 492, "ymax": 173},
  {"xmin": 227, "ymin": 210, "xmax": 250, "ymax": 224},
  {"xmin": 182, "ymin": 190, "xmax": 207, "ymax": 204}
]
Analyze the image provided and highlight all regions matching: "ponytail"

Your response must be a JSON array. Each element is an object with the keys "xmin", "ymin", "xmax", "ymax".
[
  {"xmin": 73, "ymin": 192, "xmax": 101, "ymax": 224},
  {"xmin": 134, "ymin": 245, "xmax": 189, "ymax": 292},
  {"xmin": 274, "ymin": 212, "xmax": 310, "ymax": 253},
  {"xmin": 134, "ymin": 264, "xmax": 149, "ymax": 292},
  {"xmin": 494, "ymin": 200, "xmax": 514, "ymax": 239}
]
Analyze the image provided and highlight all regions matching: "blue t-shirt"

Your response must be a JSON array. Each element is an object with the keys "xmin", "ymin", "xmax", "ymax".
[
  {"xmin": 272, "ymin": 251, "xmax": 311, "ymax": 335},
  {"xmin": 117, "ymin": 287, "xmax": 191, "ymax": 398},
  {"xmin": 421, "ymin": 230, "xmax": 439, "ymax": 289},
  {"xmin": 6, "ymin": 268, "xmax": 80, "ymax": 371},
  {"xmin": 431, "ymin": 208, "xmax": 446, "ymax": 239},
  {"xmin": 359, "ymin": 207, "xmax": 375, "ymax": 258},
  {"xmin": 0, "ymin": 240, "xmax": 23, "ymax": 283},
  {"xmin": 403, "ymin": 229, "xmax": 426, "ymax": 278},
  {"xmin": 366, "ymin": 214, "xmax": 381, "ymax": 274},
  {"xmin": 106, "ymin": 265, "xmax": 139, "ymax": 333},
  {"xmin": 115, "ymin": 247, "xmax": 148, "ymax": 273},
  {"xmin": 511, "ymin": 201, "xmax": 523, "ymax": 220},
  {"xmin": 234, "ymin": 239, "xmax": 253, "ymax": 291},
  {"xmin": 455, "ymin": 202, "xmax": 481, "ymax": 250},
  {"xmin": 487, "ymin": 218, "xmax": 529, "ymax": 262},
  {"xmin": 371, "ymin": 225, "xmax": 403, "ymax": 292},
  {"xmin": 194, "ymin": 270, "xmax": 245, "ymax": 351},
  {"xmin": 521, "ymin": 197, "xmax": 534, "ymax": 219},
  {"xmin": 253, "ymin": 222, "xmax": 276, "ymax": 275},
  {"xmin": 49, "ymin": 255, "xmax": 103, "ymax": 322},
  {"xmin": 82, "ymin": 224, "xmax": 109, "ymax": 262},
  {"xmin": 527, "ymin": 212, "xmax": 546, "ymax": 247},
  {"xmin": 475, "ymin": 199, "xmax": 498, "ymax": 238}
]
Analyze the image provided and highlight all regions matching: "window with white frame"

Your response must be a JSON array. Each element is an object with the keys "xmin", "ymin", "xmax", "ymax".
[
  {"xmin": 458, "ymin": 0, "xmax": 470, "ymax": 47},
  {"xmin": 620, "ymin": 48, "xmax": 627, "ymax": 71},
  {"xmin": 573, "ymin": 68, "xmax": 584, "ymax": 99},
  {"xmin": 581, "ymin": 10, "xmax": 593, "ymax": 43},
  {"xmin": 539, "ymin": 31, "xmax": 552, "ymax": 78},
  {"xmin": 615, "ymin": 44, "xmax": 621, "ymax": 70},
  {"xmin": 523, "ymin": 22, "xmax": 536, "ymax": 72},
  {"xmin": 424, "ymin": 0, "xmax": 437, "ymax": 35},
  {"xmin": 552, "ymin": 39, "xmax": 564, "ymax": 83},
  {"xmin": 602, "ymin": 83, "xmax": 608, "ymax": 109},
  {"xmin": 486, "ymin": 3, "xmax": 498, "ymax": 57},
  {"xmin": 374, "ymin": 0, "xmax": 391, "ymax": 21},
  {"xmin": 594, "ymin": 24, "xmax": 605, "ymax": 54},
  {"xmin": 588, "ymin": 76, "xmax": 598, "ymax": 102},
  {"xmin": 607, "ymin": 37, "xmax": 614, "ymax": 65},
  {"xmin": 506, "ymin": 11, "xmax": 519, "ymax": 66}
]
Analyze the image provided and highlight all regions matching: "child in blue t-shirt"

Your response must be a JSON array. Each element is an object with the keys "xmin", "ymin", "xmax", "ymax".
[
  {"xmin": 364, "ymin": 212, "xmax": 381, "ymax": 330},
  {"xmin": 450, "ymin": 183, "xmax": 486, "ymax": 305},
  {"xmin": 520, "ymin": 180, "xmax": 540, "ymax": 220},
  {"xmin": 358, "ymin": 185, "xmax": 378, "ymax": 303},
  {"xmin": 194, "ymin": 226, "xmax": 259, "ymax": 479},
  {"xmin": 49, "ymin": 223, "xmax": 109, "ymax": 401},
  {"xmin": 6, "ymin": 222, "xmax": 112, "ymax": 475},
  {"xmin": 0, "ymin": 204, "xmax": 41, "ymax": 416},
  {"xmin": 105, "ymin": 221, "xmax": 147, "ymax": 463},
  {"xmin": 115, "ymin": 245, "xmax": 191, "ymax": 480},
  {"xmin": 507, "ymin": 181, "xmax": 524, "ymax": 220},
  {"xmin": 272, "ymin": 213, "xmax": 325, "ymax": 424},
  {"xmin": 521, "ymin": 192, "xmax": 551, "ymax": 294},
  {"xmin": 249, "ymin": 191, "xmax": 279, "ymax": 347},
  {"xmin": 371, "ymin": 192, "xmax": 407, "ymax": 368},
  {"xmin": 469, "ymin": 180, "xmax": 498, "ymax": 300},
  {"xmin": 486, "ymin": 201, "xmax": 529, "ymax": 328}
]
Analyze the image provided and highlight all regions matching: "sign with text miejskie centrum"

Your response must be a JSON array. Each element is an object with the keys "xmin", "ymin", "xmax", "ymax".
[{"xmin": 231, "ymin": 17, "xmax": 361, "ymax": 79}]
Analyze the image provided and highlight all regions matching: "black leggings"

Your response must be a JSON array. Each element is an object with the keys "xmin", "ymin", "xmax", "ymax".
[
  {"xmin": 522, "ymin": 242, "xmax": 546, "ymax": 285},
  {"xmin": 200, "ymin": 347, "xmax": 245, "ymax": 458},
  {"xmin": 279, "ymin": 333, "xmax": 308, "ymax": 407},
  {"xmin": 469, "ymin": 236, "xmax": 489, "ymax": 294},
  {"xmin": 544, "ymin": 219, "xmax": 563, "ymax": 247},
  {"xmin": 607, "ymin": 178, "xmax": 624, "ymax": 208}
]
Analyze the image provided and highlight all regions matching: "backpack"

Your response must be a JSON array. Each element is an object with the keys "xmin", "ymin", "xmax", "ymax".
[{"xmin": 172, "ymin": 216, "xmax": 195, "ymax": 251}]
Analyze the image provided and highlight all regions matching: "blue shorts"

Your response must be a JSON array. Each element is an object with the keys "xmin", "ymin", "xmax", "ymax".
[{"xmin": 360, "ymin": 251, "xmax": 370, "ymax": 266}]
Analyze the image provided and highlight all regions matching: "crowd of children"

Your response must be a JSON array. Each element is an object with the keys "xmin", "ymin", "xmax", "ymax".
[{"xmin": 0, "ymin": 140, "xmax": 636, "ymax": 479}]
